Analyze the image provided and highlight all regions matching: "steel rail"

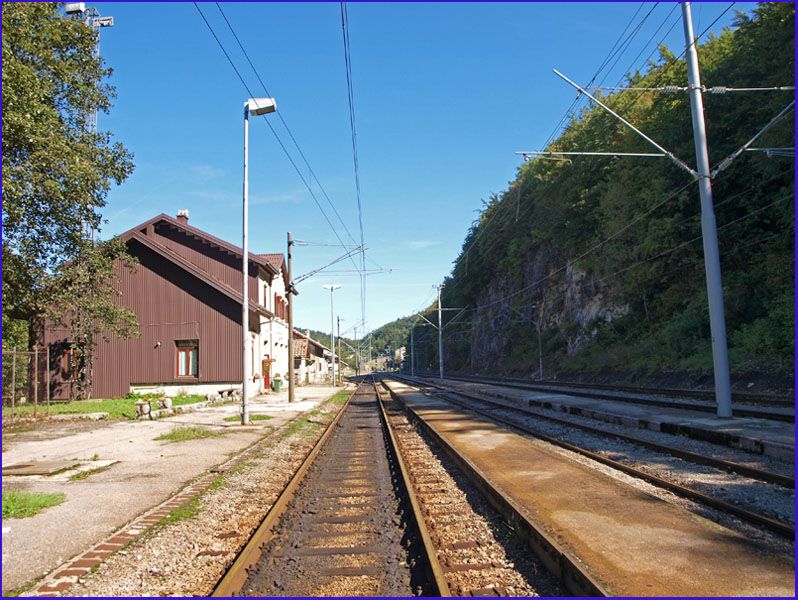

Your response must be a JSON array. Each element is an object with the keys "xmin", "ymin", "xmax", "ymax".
[
  {"xmin": 373, "ymin": 379, "xmax": 451, "ymax": 596},
  {"xmin": 392, "ymin": 377, "xmax": 793, "ymax": 540},
  {"xmin": 457, "ymin": 373, "xmax": 793, "ymax": 406},
  {"xmin": 424, "ymin": 373, "xmax": 794, "ymax": 423},
  {"xmin": 400, "ymin": 375, "xmax": 793, "ymax": 489},
  {"xmin": 380, "ymin": 380, "xmax": 610, "ymax": 597},
  {"xmin": 212, "ymin": 388, "xmax": 355, "ymax": 596}
]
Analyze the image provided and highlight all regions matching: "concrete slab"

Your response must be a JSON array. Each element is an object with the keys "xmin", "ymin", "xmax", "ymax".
[
  {"xmin": 2, "ymin": 460, "xmax": 81, "ymax": 476},
  {"xmin": 1, "ymin": 383, "xmax": 344, "ymax": 593},
  {"xmin": 450, "ymin": 381, "xmax": 795, "ymax": 460},
  {"xmin": 386, "ymin": 380, "xmax": 794, "ymax": 596}
]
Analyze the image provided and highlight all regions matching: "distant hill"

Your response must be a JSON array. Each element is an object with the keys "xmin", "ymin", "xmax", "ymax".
[
  {"xmin": 368, "ymin": 315, "xmax": 416, "ymax": 356},
  {"xmin": 296, "ymin": 314, "xmax": 418, "ymax": 369}
]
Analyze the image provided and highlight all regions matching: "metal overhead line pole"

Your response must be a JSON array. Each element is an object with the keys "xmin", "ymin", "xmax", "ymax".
[
  {"xmin": 287, "ymin": 232, "xmax": 295, "ymax": 403},
  {"xmin": 241, "ymin": 104, "xmax": 251, "ymax": 424},
  {"xmin": 547, "ymin": 3, "xmax": 743, "ymax": 418},
  {"xmin": 337, "ymin": 316, "xmax": 342, "ymax": 384},
  {"xmin": 437, "ymin": 285, "xmax": 444, "ymax": 380},
  {"xmin": 682, "ymin": 1, "xmax": 732, "ymax": 418},
  {"xmin": 322, "ymin": 284, "xmax": 341, "ymax": 385},
  {"xmin": 410, "ymin": 326, "xmax": 415, "ymax": 376}
]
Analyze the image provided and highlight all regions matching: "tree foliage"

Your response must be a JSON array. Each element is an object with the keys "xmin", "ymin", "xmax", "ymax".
[
  {"xmin": 2, "ymin": 2, "xmax": 139, "ymax": 397},
  {"xmin": 433, "ymin": 3, "xmax": 794, "ymax": 377},
  {"xmin": 2, "ymin": 2, "xmax": 135, "ymax": 320}
]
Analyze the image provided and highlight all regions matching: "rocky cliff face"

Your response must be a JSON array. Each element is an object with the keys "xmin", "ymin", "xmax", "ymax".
[{"xmin": 467, "ymin": 246, "xmax": 627, "ymax": 373}]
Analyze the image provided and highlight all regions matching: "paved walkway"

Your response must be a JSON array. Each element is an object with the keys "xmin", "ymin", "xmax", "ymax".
[{"xmin": 1, "ymin": 384, "xmax": 343, "ymax": 593}]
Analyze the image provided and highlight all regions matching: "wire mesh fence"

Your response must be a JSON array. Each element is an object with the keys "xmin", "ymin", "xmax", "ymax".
[{"xmin": 2, "ymin": 345, "xmax": 56, "ymax": 418}]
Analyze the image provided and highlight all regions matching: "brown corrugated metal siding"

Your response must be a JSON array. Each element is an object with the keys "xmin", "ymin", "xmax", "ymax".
[{"xmin": 43, "ymin": 232, "xmax": 257, "ymax": 399}]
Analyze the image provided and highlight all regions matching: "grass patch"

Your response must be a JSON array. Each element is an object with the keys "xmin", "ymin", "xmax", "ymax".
[
  {"xmin": 7, "ymin": 392, "xmax": 207, "ymax": 420},
  {"xmin": 2, "ymin": 491, "xmax": 66, "ymax": 519},
  {"xmin": 155, "ymin": 426, "xmax": 222, "ymax": 443},
  {"xmin": 281, "ymin": 415, "xmax": 324, "ymax": 439},
  {"xmin": 163, "ymin": 496, "xmax": 200, "ymax": 524},
  {"xmin": 329, "ymin": 390, "xmax": 350, "ymax": 405},
  {"xmin": 4, "ymin": 576, "xmax": 43, "ymax": 597},
  {"xmin": 68, "ymin": 465, "xmax": 112, "ymax": 481},
  {"xmin": 171, "ymin": 393, "xmax": 208, "ymax": 407},
  {"xmin": 223, "ymin": 414, "xmax": 273, "ymax": 422}
]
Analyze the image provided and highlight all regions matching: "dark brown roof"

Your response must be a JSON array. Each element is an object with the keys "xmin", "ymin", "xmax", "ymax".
[
  {"xmin": 258, "ymin": 253, "xmax": 285, "ymax": 271},
  {"xmin": 125, "ymin": 213, "xmax": 281, "ymax": 275},
  {"xmin": 292, "ymin": 329, "xmax": 330, "ymax": 353},
  {"xmin": 125, "ymin": 230, "xmax": 274, "ymax": 319}
]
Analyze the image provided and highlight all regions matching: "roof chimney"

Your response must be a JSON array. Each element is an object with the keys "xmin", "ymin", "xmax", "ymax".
[{"xmin": 176, "ymin": 209, "xmax": 189, "ymax": 223}]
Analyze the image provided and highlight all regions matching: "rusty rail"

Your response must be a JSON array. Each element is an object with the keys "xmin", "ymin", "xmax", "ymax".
[
  {"xmin": 399, "ymin": 375, "xmax": 793, "ymax": 489},
  {"xmin": 393, "ymin": 375, "xmax": 794, "ymax": 540},
  {"xmin": 373, "ymin": 380, "xmax": 451, "ymax": 596},
  {"xmin": 381, "ymin": 380, "xmax": 609, "ymax": 597},
  {"xmin": 212, "ymin": 388, "xmax": 354, "ymax": 596}
]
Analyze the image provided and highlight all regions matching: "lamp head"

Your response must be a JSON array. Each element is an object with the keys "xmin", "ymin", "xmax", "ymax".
[
  {"xmin": 63, "ymin": 2, "xmax": 86, "ymax": 15},
  {"xmin": 245, "ymin": 98, "xmax": 277, "ymax": 116}
]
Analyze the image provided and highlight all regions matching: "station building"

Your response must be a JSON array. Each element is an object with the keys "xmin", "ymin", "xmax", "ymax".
[{"xmin": 38, "ymin": 211, "xmax": 332, "ymax": 399}]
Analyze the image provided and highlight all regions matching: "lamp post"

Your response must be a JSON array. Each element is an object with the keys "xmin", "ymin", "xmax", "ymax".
[
  {"xmin": 242, "ymin": 97, "xmax": 276, "ymax": 425},
  {"xmin": 322, "ymin": 285, "xmax": 341, "ymax": 385}
]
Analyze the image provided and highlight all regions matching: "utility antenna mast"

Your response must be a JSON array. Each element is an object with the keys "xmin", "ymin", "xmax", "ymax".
[
  {"xmin": 63, "ymin": 3, "xmax": 114, "ymax": 243},
  {"xmin": 63, "ymin": 3, "xmax": 114, "ymax": 132}
]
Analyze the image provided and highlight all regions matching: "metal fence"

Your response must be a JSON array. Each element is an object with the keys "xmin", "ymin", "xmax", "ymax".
[{"xmin": 2, "ymin": 345, "xmax": 55, "ymax": 418}]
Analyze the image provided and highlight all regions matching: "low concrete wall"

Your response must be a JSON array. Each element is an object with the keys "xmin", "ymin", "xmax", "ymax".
[{"xmin": 131, "ymin": 382, "xmax": 258, "ymax": 398}]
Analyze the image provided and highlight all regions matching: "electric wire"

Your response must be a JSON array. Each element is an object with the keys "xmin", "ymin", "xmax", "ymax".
[
  {"xmin": 459, "ymin": 3, "xmax": 741, "ymax": 284},
  {"xmin": 595, "ymin": 190, "xmax": 793, "ymax": 285},
  {"xmin": 214, "ymin": 2, "xmax": 363, "ymax": 255},
  {"xmin": 192, "ymin": 3, "xmax": 358, "ymax": 270},
  {"xmin": 459, "ymin": 3, "xmax": 668, "ymax": 270},
  {"xmin": 340, "ymin": 1, "xmax": 368, "ymax": 362}
]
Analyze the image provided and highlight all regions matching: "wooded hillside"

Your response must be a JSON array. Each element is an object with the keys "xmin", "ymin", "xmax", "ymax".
[{"xmin": 417, "ymin": 3, "xmax": 794, "ymax": 383}]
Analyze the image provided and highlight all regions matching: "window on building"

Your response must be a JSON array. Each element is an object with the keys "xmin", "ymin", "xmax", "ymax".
[{"xmin": 176, "ymin": 340, "xmax": 199, "ymax": 377}]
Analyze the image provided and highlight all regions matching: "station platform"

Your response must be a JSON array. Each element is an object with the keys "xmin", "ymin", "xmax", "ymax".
[
  {"xmin": 434, "ymin": 378, "xmax": 794, "ymax": 461},
  {"xmin": 383, "ymin": 380, "xmax": 794, "ymax": 597}
]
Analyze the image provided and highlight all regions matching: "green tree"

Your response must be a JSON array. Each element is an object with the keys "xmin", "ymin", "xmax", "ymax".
[
  {"xmin": 2, "ymin": 2, "xmax": 138, "ymax": 397},
  {"xmin": 437, "ymin": 3, "xmax": 794, "ymax": 379}
]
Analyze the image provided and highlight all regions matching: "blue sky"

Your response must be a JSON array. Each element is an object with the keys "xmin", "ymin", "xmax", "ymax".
[{"xmin": 92, "ymin": 1, "xmax": 754, "ymax": 337}]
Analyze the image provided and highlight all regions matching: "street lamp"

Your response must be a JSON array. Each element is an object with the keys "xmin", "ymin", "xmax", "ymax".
[
  {"xmin": 242, "ymin": 97, "xmax": 276, "ymax": 426},
  {"xmin": 322, "ymin": 284, "xmax": 341, "ymax": 385}
]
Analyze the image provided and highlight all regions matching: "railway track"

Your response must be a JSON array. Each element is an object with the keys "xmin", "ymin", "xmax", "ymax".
[
  {"xmin": 213, "ymin": 379, "xmax": 593, "ymax": 596},
  {"xmin": 214, "ymin": 381, "xmax": 441, "ymax": 596},
  {"xmin": 393, "ymin": 374, "xmax": 793, "ymax": 540},
  {"xmin": 376, "ymin": 382, "xmax": 568, "ymax": 596},
  {"xmin": 443, "ymin": 373, "xmax": 793, "ymax": 407},
  {"xmin": 424, "ymin": 373, "xmax": 794, "ymax": 422}
]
